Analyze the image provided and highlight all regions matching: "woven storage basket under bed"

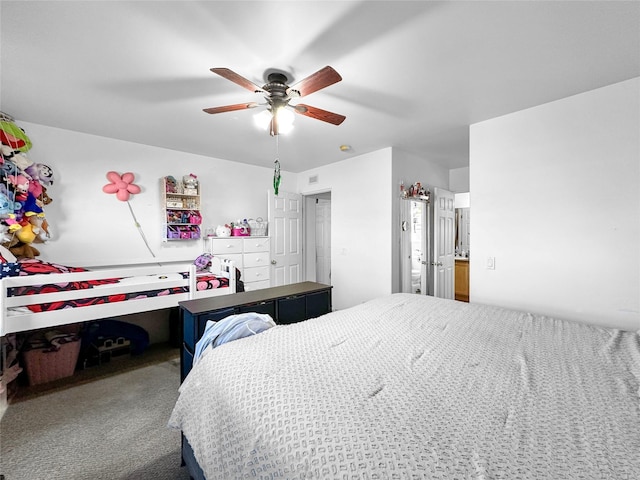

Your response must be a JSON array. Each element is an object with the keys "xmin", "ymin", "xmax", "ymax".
[{"xmin": 22, "ymin": 328, "xmax": 82, "ymax": 386}]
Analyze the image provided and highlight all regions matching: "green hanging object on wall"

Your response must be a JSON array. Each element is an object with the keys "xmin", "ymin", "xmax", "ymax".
[{"xmin": 273, "ymin": 159, "xmax": 281, "ymax": 195}]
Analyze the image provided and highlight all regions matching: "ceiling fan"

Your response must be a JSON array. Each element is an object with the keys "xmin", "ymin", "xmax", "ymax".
[{"xmin": 203, "ymin": 66, "xmax": 346, "ymax": 136}]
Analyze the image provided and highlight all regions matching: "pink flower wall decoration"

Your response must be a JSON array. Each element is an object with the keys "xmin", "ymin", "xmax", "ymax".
[{"xmin": 102, "ymin": 171, "xmax": 141, "ymax": 201}]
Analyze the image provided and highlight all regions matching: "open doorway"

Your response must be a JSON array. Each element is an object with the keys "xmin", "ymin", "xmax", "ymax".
[{"xmin": 304, "ymin": 192, "xmax": 331, "ymax": 284}]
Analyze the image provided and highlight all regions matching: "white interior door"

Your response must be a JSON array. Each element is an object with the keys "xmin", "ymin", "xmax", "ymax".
[
  {"xmin": 432, "ymin": 188, "xmax": 455, "ymax": 299},
  {"xmin": 315, "ymin": 198, "xmax": 331, "ymax": 284},
  {"xmin": 268, "ymin": 190, "xmax": 302, "ymax": 286}
]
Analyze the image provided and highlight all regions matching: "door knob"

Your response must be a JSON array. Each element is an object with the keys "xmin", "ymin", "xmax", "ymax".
[
  {"xmin": 431, "ymin": 261, "xmax": 443, "ymax": 266},
  {"xmin": 271, "ymin": 260, "xmax": 277, "ymax": 265}
]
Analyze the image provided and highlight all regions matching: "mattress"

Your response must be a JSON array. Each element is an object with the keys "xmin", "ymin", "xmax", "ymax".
[
  {"xmin": 6, "ymin": 259, "xmax": 229, "ymax": 313},
  {"xmin": 169, "ymin": 293, "xmax": 640, "ymax": 479}
]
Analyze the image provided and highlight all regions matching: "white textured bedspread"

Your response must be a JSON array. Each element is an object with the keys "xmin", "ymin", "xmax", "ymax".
[{"xmin": 169, "ymin": 293, "xmax": 640, "ymax": 479}]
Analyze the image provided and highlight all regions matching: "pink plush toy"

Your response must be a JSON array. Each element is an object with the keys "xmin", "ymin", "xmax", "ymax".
[{"xmin": 6, "ymin": 174, "xmax": 29, "ymax": 202}]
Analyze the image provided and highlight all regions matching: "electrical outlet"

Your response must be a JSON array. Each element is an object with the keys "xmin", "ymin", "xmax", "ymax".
[{"xmin": 487, "ymin": 256, "xmax": 495, "ymax": 270}]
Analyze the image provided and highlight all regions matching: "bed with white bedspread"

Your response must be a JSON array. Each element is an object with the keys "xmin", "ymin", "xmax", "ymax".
[{"xmin": 169, "ymin": 293, "xmax": 640, "ymax": 479}]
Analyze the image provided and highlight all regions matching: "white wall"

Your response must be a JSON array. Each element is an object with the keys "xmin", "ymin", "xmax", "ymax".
[
  {"xmin": 297, "ymin": 149, "xmax": 393, "ymax": 310},
  {"xmin": 470, "ymin": 78, "xmax": 639, "ymax": 330},
  {"xmin": 17, "ymin": 122, "xmax": 284, "ymax": 267},
  {"xmin": 449, "ymin": 166, "xmax": 470, "ymax": 193}
]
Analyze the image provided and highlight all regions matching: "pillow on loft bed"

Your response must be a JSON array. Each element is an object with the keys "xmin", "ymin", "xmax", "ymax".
[
  {"xmin": 6, "ymin": 257, "xmax": 119, "ymax": 298},
  {"xmin": 0, "ymin": 244, "xmax": 21, "ymax": 278}
]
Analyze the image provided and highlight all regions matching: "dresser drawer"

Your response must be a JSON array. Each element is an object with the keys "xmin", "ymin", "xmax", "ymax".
[
  {"xmin": 243, "ymin": 251, "xmax": 270, "ymax": 268},
  {"xmin": 243, "ymin": 266, "xmax": 269, "ymax": 283},
  {"xmin": 244, "ymin": 279, "xmax": 271, "ymax": 291},
  {"xmin": 209, "ymin": 237, "xmax": 243, "ymax": 255},
  {"xmin": 243, "ymin": 237, "xmax": 270, "ymax": 253}
]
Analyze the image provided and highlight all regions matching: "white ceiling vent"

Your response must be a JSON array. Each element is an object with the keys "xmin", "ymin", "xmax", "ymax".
[{"xmin": 308, "ymin": 174, "xmax": 319, "ymax": 185}]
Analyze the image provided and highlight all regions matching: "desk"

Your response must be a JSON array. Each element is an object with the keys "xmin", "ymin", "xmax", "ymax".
[{"xmin": 178, "ymin": 282, "xmax": 332, "ymax": 380}]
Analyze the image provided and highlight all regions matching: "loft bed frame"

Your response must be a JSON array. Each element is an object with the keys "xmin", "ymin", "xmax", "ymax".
[{"xmin": 0, "ymin": 260, "xmax": 236, "ymax": 336}]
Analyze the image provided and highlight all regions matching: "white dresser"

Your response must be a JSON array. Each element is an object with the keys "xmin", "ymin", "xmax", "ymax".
[{"xmin": 208, "ymin": 236, "xmax": 271, "ymax": 291}]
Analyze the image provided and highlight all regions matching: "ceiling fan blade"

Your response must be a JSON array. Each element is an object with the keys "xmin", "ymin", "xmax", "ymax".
[
  {"xmin": 210, "ymin": 68, "xmax": 264, "ymax": 93},
  {"xmin": 293, "ymin": 104, "xmax": 346, "ymax": 125},
  {"xmin": 203, "ymin": 102, "xmax": 259, "ymax": 114},
  {"xmin": 289, "ymin": 66, "xmax": 342, "ymax": 97}
]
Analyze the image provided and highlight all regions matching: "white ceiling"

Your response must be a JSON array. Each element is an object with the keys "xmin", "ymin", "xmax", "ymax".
[{"xmin": 1, "ymin": 1, "xmax": 639, "ymax": 173}]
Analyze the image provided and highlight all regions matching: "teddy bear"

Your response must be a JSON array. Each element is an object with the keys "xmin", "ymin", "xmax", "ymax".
[
  {"xmin": 2, "ymin": 237, "xmax": 40, "ymax": 259},
  {"xmin": 36, "ymin": 186, "xmax": 53, "ymax": 208}
]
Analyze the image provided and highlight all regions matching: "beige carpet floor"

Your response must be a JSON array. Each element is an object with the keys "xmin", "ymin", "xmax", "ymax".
[{"xmin": 1, "ymin": 348, "xmax": 191, "ymax": 480}]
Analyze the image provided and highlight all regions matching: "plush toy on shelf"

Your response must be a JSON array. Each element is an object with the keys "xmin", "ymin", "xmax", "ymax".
[
  {"xmin": 165, "ymin": 176, "xmax": 178, "ymax": 193},
  {"xmin": 182, "ymin": 173, "xmax": 198, "ymax": 194}
]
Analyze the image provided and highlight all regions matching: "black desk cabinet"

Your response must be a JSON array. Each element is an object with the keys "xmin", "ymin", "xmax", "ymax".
[{"xmin": 178, "ymin": 282, "xmax": 332, "ymax": 381}]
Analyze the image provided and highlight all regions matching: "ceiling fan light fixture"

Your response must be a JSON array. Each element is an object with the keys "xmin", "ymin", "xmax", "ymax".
[{"xmin": 253, "ymin": 107, "xmax": 295, "ymax": 134}]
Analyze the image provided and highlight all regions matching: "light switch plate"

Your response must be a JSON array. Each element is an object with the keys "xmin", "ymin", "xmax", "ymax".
[{"xmin": 487, "ymin": 257, "xmax": 495, "ymax": 270}]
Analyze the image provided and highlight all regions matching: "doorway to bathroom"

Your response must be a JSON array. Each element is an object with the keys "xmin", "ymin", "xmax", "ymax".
[{"xmin": 304, "ymin": 192, "xmax": 331, "ymax": 284}]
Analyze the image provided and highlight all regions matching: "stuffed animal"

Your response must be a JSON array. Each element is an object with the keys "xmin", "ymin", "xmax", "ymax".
[
  {"xmin": 0, "ymin": 223, "xmax": 11, "ymax": 245},
  {"xmin": 183, "ymin": 173, "xmax": 198, "ymax": 190},
  {"xmin": 31, "ymin": 216, "xmax": 50, "ymax": 243},
  {"xmin": 25, "ymin": 163, "xmax": 54, "ymax": 186},
  {"xmin": 37, "ymin": 186, "xmax": 53, "ymax": 207},
  {"xmin": 21, "ymin": 192, "xmax": 44, "ymax": 216},
  {"xmin": 194, "ymin": 253, "xmax": 213, "ymax": 272},
  {"xmin": 2, "ymin": 236, "xmax": 40, "ymax": 259},
  {"xmin": 0, "ymin": 189, "xmax": 22, "ymax": 232},
  {"xmin": 16, "ymin": 221, "xmax": 38, "ymax": 245},
  {"xmin": 6, "ymin": 174, "xmax": 30, "ymax": 202},
  {"xmin": 0, "ymin": 120, "xmax": 32, "ymax": 152},
  {"xmin": 0, "ymin": 144, "xmax": 33, "ymax": 171},
  {"xmin": 0, "ymin": 150, "xmax": 20, "ymax": 178},
  {"xmin": 0, "ymin": 188, "xmax": 21, "ymax": 215}
]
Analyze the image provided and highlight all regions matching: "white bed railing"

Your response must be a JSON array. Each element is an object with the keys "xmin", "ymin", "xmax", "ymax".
[{"xmin": 0, "ymin": 260, "xmax": 235, "ymax": 336}]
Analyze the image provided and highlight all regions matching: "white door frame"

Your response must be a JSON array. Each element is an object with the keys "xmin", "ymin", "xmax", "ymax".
[{"xmin": 303, "ymin": 192, "xmax": 332, "ymax": 284}]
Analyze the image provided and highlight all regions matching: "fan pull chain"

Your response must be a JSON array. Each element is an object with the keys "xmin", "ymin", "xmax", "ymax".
[{"xmin": 273, "ymin": 135, "xmax": 281, "ymax": 195}]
